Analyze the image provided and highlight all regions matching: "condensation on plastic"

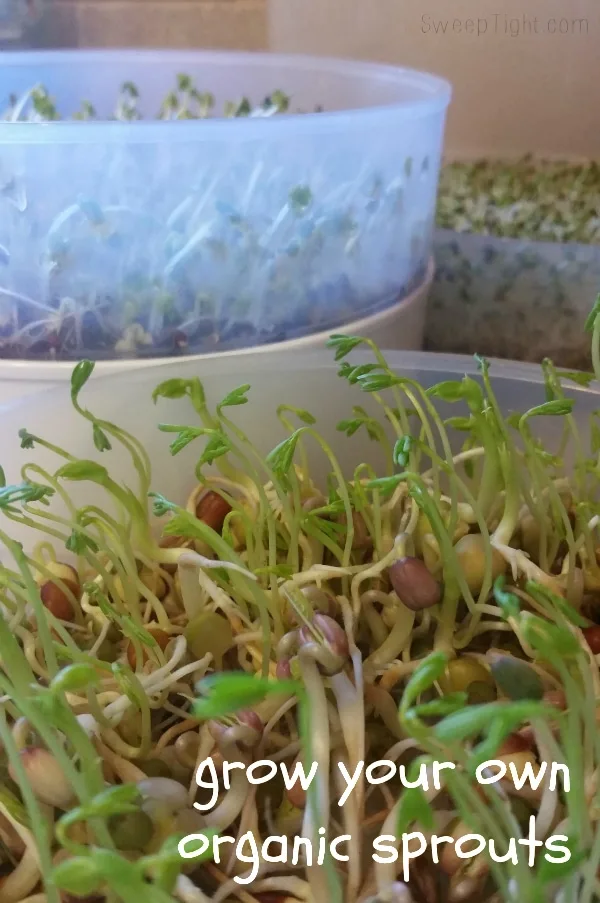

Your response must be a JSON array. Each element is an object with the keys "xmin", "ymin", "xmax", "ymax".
[
  {"xmin": 0, "ymin": 259, "xmax": 434, "ymax": 403},
  {"xmin": 427, "ymin": 229, "xmax": 600, "ymax": 370},
  {"xmin": 0, "ymin": 50, "xmax": 450, "ymax": 362},
  {"xmin": 1, "ymin": 348, "xmax": 598, "ymax": 557}
]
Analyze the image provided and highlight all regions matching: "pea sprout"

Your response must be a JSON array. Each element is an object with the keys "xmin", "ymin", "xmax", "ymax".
[{"xmin": 2, "ymin": 323, "xmax": 600, "ymax": 900}]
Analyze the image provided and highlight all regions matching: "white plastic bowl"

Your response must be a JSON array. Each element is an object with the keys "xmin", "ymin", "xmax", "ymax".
[
  {"xmin": 1, "ymin": 346, "xmax": 598, "ymax": 556},
  {"xmin": 0, "ymin": 50, "xmax": 450, "ymax": 362},
  {"xmin": 0, "ymin": 257, "xmax": 433, "ymax": 403}
]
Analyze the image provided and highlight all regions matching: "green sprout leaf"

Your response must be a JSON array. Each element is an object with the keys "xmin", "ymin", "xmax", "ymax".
[
  {"xmin": 584, "ymin": 293, "xmax": 600, "ymax": 333},
  {"xmin": 524, "ymin": 400, "xmax": 574, "ymax": 419},
  {"xmin": 357, "ymin": 373, "xmax": 398, "ymax": 393},
  {"xmin": 18, "ymin": 428, "xmax": 36, "ymax": 450},
  {"xmin": 427, "ymin": 380, "xmax": 466, "ymax": 402},
  {"xmin": 474, "ymin": 354, "xmax": 490, "ymax": 374},
  {"xmin": 198, "ymin": 432, "xmax": 231, "ymax": 468},
  {"xmin": 70, "ymin": 360, "xmax": 95, "ymax": 404},
  {"xmin": 365, "ymin": 475, "xmax": 404, "ymax": 499},
  {"xmin": 158, "ymin": 425, "xmax": 204, "ymax": 456},
  {"xmin": 401, "ymin": 651, "xmax": 448, "ymax": 714},
  {"xmin": 66, "ymin": 530, "xmax": 98, "ymax": 554},
  {"xmin": 336, "ymin": 418, "xmax": 362, "ymax": 438},
  {"xmin": 393, "ymin": 436, "xmax": 414, "ymax": 469},
  {"xmin": 0, "ymin": 481, "xmax": 55, "ymax": 509},
  {"xmin": 434, "ymin": 701, "xmax": 552, "ymax": 744},
  {"xmin": 52, "ymin": 857, "xmax": 103, "ymax": 896},
  {"xmin": 521, "ymin": 613, "xmax": 582, "ymax": 659},
  {"xmin": 341, "ymin": 363, "xmax": 379, "ymax": 385},
  {"xmin": 537, "ymin": 837, "xmax": 586, "ymax": 884},
  {"xmin": 152, "ymin": 377, "xmax": 206, "ymax": 415},
  {"xmin": 149, "ymin": 492, "xmax": 178, "ymax": 517},
  {"xmin": 493, "ymin": 576, "xmax": 521, "ymax": 620},
  {"xmin": 217, "ymin": 384, "xmax": 251, "ymax": 412},
  {"xmin": 555, "ymin": 370, "xmax": 595, "ymax": 388},
  {"xmin": 445, "ymin": 416, "xmax": 474, "ymax": 432},
  {"xmin": 277, "ymin": 404, "xmax": 316, "ymax": 425},
  {"xmin": 50, "ymin": 663, "xmax": 99, "ymax": 694},
  {"xmin": 84, "ymin": 784, "xmax": 141, "ymax": 818},
  {"xmin": 193, "ymin": 673, "xmax": 299, "ymax": 720},
  {"xmin": 92, "ymin": 423, "xmax": 112, "ymax": 453},
  {"xmin": 56, "ymin": 460, "xmax": 109, "ymax": 485},
  {"xmin": 396, "ymin": 784, "xmax": 435, "ymax": 835},
  {"xmin": 525, "ymin": 580, "xmax": 590, "ymax": 629},
  {"xmin": 327, "ymin": 334, "xmax": 365, "ymax": 362},
  {"xmin": 152, "ymin": 378, "xmax": 191, "ymax": 402},
  {"xmin": 412, "ymin": 692, "xmax": 468, "ymax": 719},
  {"xmin": 267, "ymin": 433, "xmax": 302, "ymax": 484},
  {"xmin": 461, "ymin": 376, "xmax": 485, "ymax": 407}
]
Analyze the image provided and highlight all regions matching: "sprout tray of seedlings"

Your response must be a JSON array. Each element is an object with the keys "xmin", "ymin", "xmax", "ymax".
[{"xmin": 0, "ymin": 77, "xmax": 434, "ymax": 361}]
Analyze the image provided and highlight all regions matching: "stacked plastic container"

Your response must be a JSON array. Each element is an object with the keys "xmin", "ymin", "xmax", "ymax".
[{"xmin": 0, "ymin": 50, "xmax": 451, "ymax": 371}]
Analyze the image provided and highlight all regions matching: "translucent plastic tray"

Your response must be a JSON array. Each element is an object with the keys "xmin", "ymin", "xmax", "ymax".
[
  {"xmin": 0, "ymin": 50, "xmax": 450, "ymax": 361},
  {"xmin": 428, "ymin": 229, "xmax": 600, "ymax": 370}
]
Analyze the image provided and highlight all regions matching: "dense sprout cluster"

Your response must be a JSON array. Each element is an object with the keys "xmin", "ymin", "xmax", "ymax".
[
  {"xmin": 437, "ymin": 158, "xmax": 600, "ymax": 244},
  {"xmin": 2, "ymin": 304, "xmax": 600, "ymax": 902},
  {"xmin": 2, "ymin": 77, "xmax": 292, "ymax": 122}
]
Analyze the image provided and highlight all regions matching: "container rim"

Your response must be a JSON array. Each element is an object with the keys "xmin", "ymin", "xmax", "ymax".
[
  {"xmin": 0, "ymin": 48, "xmax": 452, "ymax": 145},
  {"xmin": 2, "ymin": 348, "xmax": 598, "ymax": 420}
]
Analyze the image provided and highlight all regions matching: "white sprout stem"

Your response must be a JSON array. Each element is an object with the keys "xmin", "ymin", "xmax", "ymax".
[
  {"xmin": 289, "ymin": 564, "xmax": 361, "ymax": 587},
  {"xmin": 374, "ymin": 801, "xmax": 401, "ymax": 893},
  {"xmin": 0, "ymin": 832, "xmax": 40, "ymax": 903},
  {"xmin": 174, "ymin": 874, "xmax": 211, "ymax": 903},
  {"xmin": 188, "ymin": 725, "xmax": 215, "ymax": 806},
  {"xmin": 492, "ymin": 542, "xmax": 564, "ymax": 595},
  {"xmin": 330, "ymin": 662, "xmax": 365, "ymax": 811},
  {"xmin": 420, "ymin": 445, "xmax": 486, "ymax": 481},
  {"xmin": 177, "ymin": 551, "xmax": 256, "ymax": 621},
  {"xmin": 8, "ymin": 87, "xmax": 35, "ymax": 121},
  {"xmin": 351, "ymin": 537, "xmax": 408, "ymax": 619},
  {"xmin": 96, "ymin": 741, "xmax": 147, "ymax": 783},
  {"xmin": 298, "ymin": 656, "xmax": 332, "ymax": 903},
  {"xmin": 228, "ymin": 788, "xmax": 260, "ymax": 876},
  {"xmin": 330, "ymin": 660, "xmax": 365, "ymax": 901},
  {"xmin": 365, "ymin": 607, "xmax": 415, "ymax": 672},
  {"xmin": 203, "ymin": 741, "xmax": 249, "ymax": 832},
  {"xmin": 333, "ymin": 752, "xmax": 362, "ymax": 903},
  {"xmin": 101, "ymin": 637, "xmax": 193, "ymax": 722}
]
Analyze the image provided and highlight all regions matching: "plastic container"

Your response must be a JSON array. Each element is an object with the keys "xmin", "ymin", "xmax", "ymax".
[
  {"xmin": 427, "ymin": 230, "xmax": 600, "ymax": 371},
  {"xmin": 0, "ymin": 49, "xmax": 451, "ymax": 362},
  {"xmin": 0, "ymin": 258, "xmax": 433, "ymax": 402},
  {"xmin": 1, "ymin": 347, "xmax": 598, "ymax": 555}
]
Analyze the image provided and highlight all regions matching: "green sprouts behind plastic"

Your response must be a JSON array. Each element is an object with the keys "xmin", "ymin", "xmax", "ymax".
[{"xmin": 3, "ymin": 77, "xmax": 292, "ymax": 122}]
